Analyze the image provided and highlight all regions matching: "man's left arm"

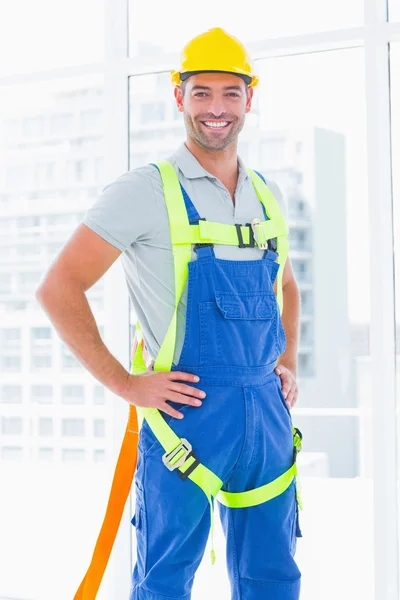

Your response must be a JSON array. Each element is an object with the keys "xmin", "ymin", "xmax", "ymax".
[{"xmin": 273, "ymin": 256, "xmax": 301, "ymax": 409}]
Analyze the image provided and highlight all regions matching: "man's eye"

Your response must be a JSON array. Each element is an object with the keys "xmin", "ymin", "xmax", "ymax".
[
  {"xmin": 194, "ymin": 92, "xmax": 207, "ymax": 97},
  {"xmin": 227, "ymin": 93, "xmax": 239, "ymax": 97}
]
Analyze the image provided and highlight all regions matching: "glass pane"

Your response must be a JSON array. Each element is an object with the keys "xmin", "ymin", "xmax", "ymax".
[
  {"xmin": 389, "ymin": 0, "xmax": 400, "ymax": 21},
  {"xmin": 0, "ymin": 0, "xmax": 104, "ymax": 76},
  {"xmin": 0, "ymin": 75, "xmax": 117, "ymax": 600},
  {"xmin": 128, "ymin": 47, "xmax": 372, "ymax": 599},
  {"xmin": 129, "ymin": 1, "xmax": 363, "ymax": 58},
  {"xmin": 391, "ymin": 42, "xmax": 400, "ymax": 568}
]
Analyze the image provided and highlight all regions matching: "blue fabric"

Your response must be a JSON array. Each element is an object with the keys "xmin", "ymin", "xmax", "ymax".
[{"xmin": 131, "ymin": 179, "xmax": 301, "ymax": 600}]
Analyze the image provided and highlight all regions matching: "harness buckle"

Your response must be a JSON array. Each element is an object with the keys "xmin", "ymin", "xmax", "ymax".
[
  {"xmin": 162, "ymin": 438, "xmax": 193, "ymax": 472},
  {"xmin": 235, "ymin": 223, "xmax": 256, "ymax": 248},
  {"xmin": 251, "ymin": 219, "xmax": 278, "ymax": 254},
  {"xmin": 293, "ymin": 427, "xmax": 303, "ymax": 461},
  {"xmin": 251, "ymin": 218, "xmax": 268, "ymax": 250}
]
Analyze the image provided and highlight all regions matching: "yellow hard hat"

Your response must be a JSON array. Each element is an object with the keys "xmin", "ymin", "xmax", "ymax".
[{"xmin": 171, "ymin": 27, "xmax": 259, "ymax": 88}]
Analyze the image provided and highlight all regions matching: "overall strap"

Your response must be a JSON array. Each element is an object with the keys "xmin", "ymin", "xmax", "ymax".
[{"xmin": 179, "ymin": 181, "xmax": 201, "ymax": 223}]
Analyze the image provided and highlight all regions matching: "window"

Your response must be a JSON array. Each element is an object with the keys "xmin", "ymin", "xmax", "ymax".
[
  {"xmin": 140, "ymin": 102, "xmax": 166, "ymax": 124},
  {"xmin": 62, "ymin": 385, "xmax": 85, "ymax": 404},
  {"xmin": 62, "ymin": 418, "xmax": 85, "ymax": 437},
  {"xmin": 1, "ymin": 446, "xmax": 23, "ymax": 460},
  {"xmin": 61, "ymin": 344, "xmax": 82, "ymax": 370},
  {"xmin": 22, "ymin": 115, "xmax": 45, "ymax": 138},
  {"xmin": 17, "ymin": 244, "xmax": 41, "ymax": 257},
  {"xmin": 80, "ymin": 109, "xmax": 102, "ymax": 131},
  {"xmin": 67, "ymin": 159, "xmax": 90, "ymax": 183},
  {"xmin": 32, "ymin": 356, "xmax": 52, "ymax": 369},
  {"xmin": 31, "ymin": 385, "xmax": 53, "ymax": 404},
  {"xmin": 93, "ymin": 386, "xmax": 105, "ymax": 405},
  {"xmin": 1, "ymin": 417, "xmax": 23, "ymax": 435},
  {"xmin": 47, "ymin": 214, "xmax": 76, "ymax": 227},
  {"xmin": 1, "ymin": 329, "xmax": 21, "ymax": 348},
  {"xmin": 38, "ymin": 448, "xmax": 54, "ymax": 461},
  {"xmin": 18, "ymin": 272, "xmax": 41, "ymax": 294},
  {"xmin": 1, "ymin": 356, "xmax": 21, "ymax": 371},
  {"xmin": 94, "ymin": 449, "xmax": 105, "ymax": 463},
  {"xmin": 50, "ymin": 113, "xmax": 73, "ymax": 135},
  {"xmin": 17, "ymin": 216, "xmax": 41, "ymax": 228},
  {"xmin": 0, "ymin": 385, "xmax": 22, "ymax": 404},
  {"xmin": 62, "ymin": 449, "xmax": 85, "ymax": 461},
  {"xmin": 0, "ymin": 273, "xmax": 12, "ymax": 294},
  {"xmin": 93, "ymin": 419, "xmax": 105, "ymax": 438},
  {"xmin": 31, "ymin": 327, "xmax": 51, "ymax": 341},
  {"xmin": 38, "ymin": 418, "xmax": 53, "ymax": 436},
  {"xmin": 35, "ymin": 162, "xmax": 55, "ymax": 186},
  {"xmin": 261, "ymin": 139, "xmax": 285, "ymax": 166}
]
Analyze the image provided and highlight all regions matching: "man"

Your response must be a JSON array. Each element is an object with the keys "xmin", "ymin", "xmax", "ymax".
[{"xmin": 36, "ymin": 27, "xmax": 302, "ymax": 600}]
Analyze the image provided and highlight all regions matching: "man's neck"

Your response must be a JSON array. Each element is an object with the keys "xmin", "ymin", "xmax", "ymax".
[{"xmin": 185, "ymin": 139, "xmax": 239, "ymax": 182}]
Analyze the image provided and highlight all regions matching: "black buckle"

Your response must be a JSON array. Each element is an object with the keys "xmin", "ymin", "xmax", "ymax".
[
  {"xmin": 235, "ymin": 223, "xmax": 256, "ymax": 248},
  {"xmin": 194, "ymin": 243, "xmax": 214, "ymax": 251},
  {"xmin": 267, "ymin": 237, "xmax": 278, "ymax": 252},
  {"xmin": 177, "ymin": 450, "xmax": 200, "ymax": 480}
]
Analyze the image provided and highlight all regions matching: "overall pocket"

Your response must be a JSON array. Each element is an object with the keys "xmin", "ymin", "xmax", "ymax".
[
  {"xmin": 132, "ymin": 481, "xmax": 147, "ymax": 578},
  {"xmin": 276, "ymin": 377, "xmax": 292, "ymax": 420},
  {"xmin": 199, "ymin": 291, "xmax": 280, "ymax": 367}
]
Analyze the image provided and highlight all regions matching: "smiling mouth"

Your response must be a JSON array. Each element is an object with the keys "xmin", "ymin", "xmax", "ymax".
[{"xmin": 201, "ymin": 120, "xmax": 232, "ymax": 130}]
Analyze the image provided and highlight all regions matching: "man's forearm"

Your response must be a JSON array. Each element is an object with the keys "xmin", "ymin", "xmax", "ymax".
[
  {"xmin": 36, "ymin": 277, "xmax": 131, "ymax": 399},
  {"xmin": 277, "ymin": 280, "xmax": 301, "ymax": 376}
]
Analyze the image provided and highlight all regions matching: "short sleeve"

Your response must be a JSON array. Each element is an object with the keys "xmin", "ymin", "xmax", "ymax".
[{"xmin": 81, "ymin": 166, "xmax": 158, "ymax": 252}]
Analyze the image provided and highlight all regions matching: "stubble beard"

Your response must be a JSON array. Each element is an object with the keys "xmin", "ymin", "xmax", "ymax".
[{"xmin": 184, "ymin": 113, "xmax": 245, "ymax": 151}]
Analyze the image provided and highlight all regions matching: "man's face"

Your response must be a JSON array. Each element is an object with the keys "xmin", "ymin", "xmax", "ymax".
[{"xmin": 174, "ymin": 72, "xmax": 253, "ymax": 151}]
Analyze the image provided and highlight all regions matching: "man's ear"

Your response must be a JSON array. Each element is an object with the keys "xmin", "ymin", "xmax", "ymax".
[
  {"xmin": 174, "ymin": 86, "xmax": 184, "ymax": 113},
  {"xmin": 245, "ymin": 86, "xmax": 254, "ymax": 113}
]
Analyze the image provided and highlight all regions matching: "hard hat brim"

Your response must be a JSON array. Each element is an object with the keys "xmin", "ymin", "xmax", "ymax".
[{"xmin": 179, "ymin": 70, "xmax": 252, "ymax": 85}]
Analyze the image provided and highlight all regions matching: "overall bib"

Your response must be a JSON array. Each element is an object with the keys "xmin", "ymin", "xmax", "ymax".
[{"xmin": 130, "ymin": 176, "xmax": 302, "ymax": 600}]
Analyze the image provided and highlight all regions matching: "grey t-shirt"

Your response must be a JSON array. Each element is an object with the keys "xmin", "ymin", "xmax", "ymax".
[{"xmin": 82, "ymin": 143, "xmax": 287, "ymax": 365}]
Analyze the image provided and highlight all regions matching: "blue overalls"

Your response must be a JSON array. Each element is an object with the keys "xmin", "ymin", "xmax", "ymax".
[{"xmin": 130, "ymin": 183, "xmax": 302, "ymax": 600}]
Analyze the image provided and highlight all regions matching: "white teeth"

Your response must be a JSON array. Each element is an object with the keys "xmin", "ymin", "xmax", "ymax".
[{"xmin": 204, "ymin": 121, "xmax": 229, "ymax": 128}]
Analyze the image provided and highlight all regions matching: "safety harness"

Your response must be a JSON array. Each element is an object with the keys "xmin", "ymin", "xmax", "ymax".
[{"xmin": 74, "ymin": 160, "xmax": 303, "ymax": 600}]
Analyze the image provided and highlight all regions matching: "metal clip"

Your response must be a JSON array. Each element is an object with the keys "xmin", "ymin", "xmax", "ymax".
[
  {"xmin": 251, "ymin": 218, "xmax": 268, "ymax": 250},
  {"xmin": 162, "ymin": 438, "xmax": 193, "ymax": 472}
]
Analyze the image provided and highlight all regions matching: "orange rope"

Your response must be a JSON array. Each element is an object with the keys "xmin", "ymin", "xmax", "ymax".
[{"xmin": 73, "ymin": 404, "xmax": 138, "ymax": 599}]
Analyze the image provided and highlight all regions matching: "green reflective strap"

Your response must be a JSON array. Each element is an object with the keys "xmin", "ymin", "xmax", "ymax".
[
  {"xmin": 258, "ymin": 216, "xmax": 288, "ymax": 241},
  {"xmin": 154, "ymin": 160, "xmax": 192, "ymax": 373},
  {"xmin": 247, "ymin": 168, "xmax": 289, "ymax": 316},
  {"xmin": 217, "ymin": 462, "xmax": 296, "ymax": 508}
]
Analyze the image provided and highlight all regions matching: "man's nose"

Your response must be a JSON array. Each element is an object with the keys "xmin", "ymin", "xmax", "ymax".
[{"xmin": 208, "ymin": 99, "xmax": 226, "ymax": 118}]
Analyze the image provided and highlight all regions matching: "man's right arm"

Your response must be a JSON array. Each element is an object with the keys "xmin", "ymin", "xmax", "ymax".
[
  {"xmin": 35, "ymin": 220, "xmax": 205, "ymax": 419},
  {"xmin": 35, "ymin": 223, "xmax": 131, "ymax": 397}
]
